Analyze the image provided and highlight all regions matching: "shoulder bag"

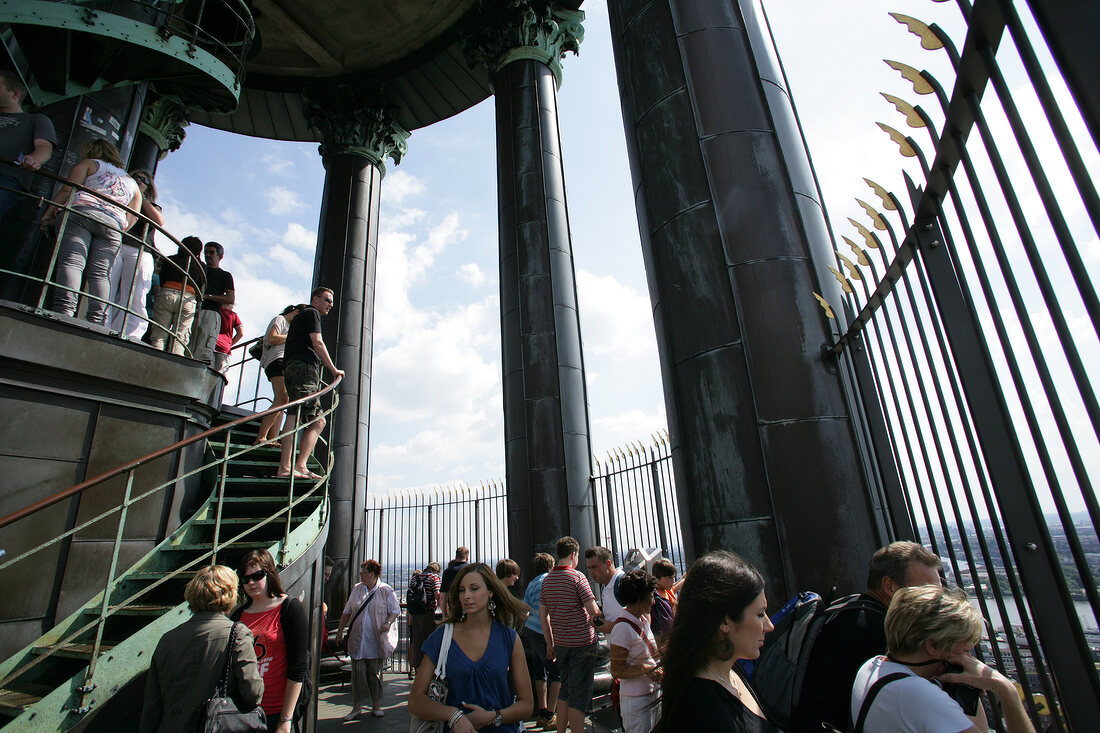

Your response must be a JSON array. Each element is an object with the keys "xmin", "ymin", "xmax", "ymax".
[
  {"xmin": 197, "ymin": 622, "xmax": 268, "ymax": 733},
  {"xmin": 340, "ymin": 588, "xmax": 376, "ymax": 654},
  {"xmin": 409, "ymin": 623, "xmax": 454, "ymax": 733}
]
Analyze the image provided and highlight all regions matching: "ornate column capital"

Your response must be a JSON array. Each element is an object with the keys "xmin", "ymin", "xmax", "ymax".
[
  {"xmin": 138, "ymin": 97, "xmax": 189, "ymax": 158},
  {"xmin": 461, "ymin": 1, "xmax": 584, "ymax": 87},
  {"xmin": 302, "ymin": 85, "xmax": 410, "ymax": 173}
]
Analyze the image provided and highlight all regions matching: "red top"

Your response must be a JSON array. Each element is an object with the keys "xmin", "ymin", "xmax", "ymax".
[
  {"xmin": 242, "ymin": 605, "xmax": 287, "ymax": 715},
  {"xmin": 540, "ymin": 565, "xmax": 597, "ymax": 647},
  {"xmin": 215, "ymin": 307, "xmax": 242, "ymax": 354}
]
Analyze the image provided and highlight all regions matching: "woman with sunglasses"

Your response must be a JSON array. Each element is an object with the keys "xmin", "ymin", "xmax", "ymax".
[
  {"xmin": 408, "ymin": 563, "xmax": 533, "ymax": 733},
  {"xmin": 233, "ymin": 550, "xmax": 309, "ymax": 732},
  {"xmin": 107, "ymin": 168, "xmax": 164, "ymax": 340}
]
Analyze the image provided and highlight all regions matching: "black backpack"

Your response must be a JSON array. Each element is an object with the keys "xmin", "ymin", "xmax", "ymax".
[
  {"xmin": 406, "ymin": 571, "xmax": 432, "ymax": 615},
  {"xmin": 750, "ymin": 592, "xmax": 879, "ymax": 729}
]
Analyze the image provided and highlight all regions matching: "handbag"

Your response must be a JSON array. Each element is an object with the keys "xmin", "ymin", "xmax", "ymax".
[
  {"xmin": 248, "ymin": 340, "xmax": 264, "ymax": 361},
  {"xmin": 408, "ymin": 623, "xmax": 454, "ymax": 733},
  {"xmin": 197, "ymin": 622, "xmax": 268, "ymax": 733}
]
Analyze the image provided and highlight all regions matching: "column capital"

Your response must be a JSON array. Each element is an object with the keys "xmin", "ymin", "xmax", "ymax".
[
  {"xmin": 461, "ymin": 1, "xmax": 584, "ymax": 87},
  {"xmin": 138, "ymin": 97, "xmax": 189, "ymax": 158},
  {"xmin": 302, "ymin": 85, "xmax": 410, "ymax": 172}
]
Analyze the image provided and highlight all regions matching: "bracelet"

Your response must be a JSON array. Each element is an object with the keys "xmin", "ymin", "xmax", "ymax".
[
  {"xmin": 279, "ymin": 715, "xmax": 293, "ymax": 723},
  {"xmin": 448, "ymin": 709, "xmax": 465, "ymax": 728}
]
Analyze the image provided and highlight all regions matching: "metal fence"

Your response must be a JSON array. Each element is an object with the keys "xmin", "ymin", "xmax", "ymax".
[
  {"xmin": 819, "ymin": 0, "xmax": 1099, "ymax": 728},
  {"xmin": 362, "ymin": 436, "xmax": 686, "ymax": 672}
]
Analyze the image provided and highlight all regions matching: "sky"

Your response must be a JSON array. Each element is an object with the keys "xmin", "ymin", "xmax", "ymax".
[{"xmin": 150, "ymin": 0, "xmax": 1098, "ymax": 507}]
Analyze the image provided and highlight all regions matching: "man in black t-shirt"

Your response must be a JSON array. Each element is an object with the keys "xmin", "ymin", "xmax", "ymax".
[
  {"xmin": 790, "ymin": 541, "xmax": 943, "ymax": 732},
  {"xmin": 277, "ymin": 286, "xmax": 344, "ymax": 479},
  {"xmin": 190, "ymin": 241, "xmax": 234, "ymax": 365},
  {"xmin": 438, "ymin": 546, "xmax": 470, "ymax": 616}
]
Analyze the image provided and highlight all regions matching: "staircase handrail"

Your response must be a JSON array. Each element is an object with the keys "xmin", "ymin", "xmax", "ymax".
[{"xmin": 0, "ymin": 374, "xmax": 342, "ymax": 532}]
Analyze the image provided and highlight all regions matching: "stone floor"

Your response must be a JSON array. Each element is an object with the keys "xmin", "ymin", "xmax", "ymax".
[{"xmin": 315, "ymin": 672, "xmax": 615, "ymax": 732}]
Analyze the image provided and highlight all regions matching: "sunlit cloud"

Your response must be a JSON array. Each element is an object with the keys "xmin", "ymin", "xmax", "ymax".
[{"xmin": 457, "ymin": 263, "xmax": 486, "ymax": 287}]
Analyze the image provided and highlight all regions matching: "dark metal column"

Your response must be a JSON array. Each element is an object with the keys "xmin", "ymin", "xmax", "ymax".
[
  {"xmin": 463, "ymin": 3, "xmax": 596, "ymax": 574},
  {"xmin": 607, "ymin": 0, "xmax": 880, "ymax": 598},
  {"xmin": 129, "ymin": 96, "xmax": 189, "ymax": 174},
  {"xmin": 303, "ymin": 88, "xmax": 409, "ymax": 597}
]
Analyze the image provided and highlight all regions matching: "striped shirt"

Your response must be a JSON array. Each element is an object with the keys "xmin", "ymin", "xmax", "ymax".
[{"xmin": 540, "ymin": 565, "xmax": 597, "ymax": 647}]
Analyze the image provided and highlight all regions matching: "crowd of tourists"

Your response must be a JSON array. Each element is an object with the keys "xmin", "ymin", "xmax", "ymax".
[{"xmin": 138, "ymin": 538, "xmax": 1035, "ymax": 733}]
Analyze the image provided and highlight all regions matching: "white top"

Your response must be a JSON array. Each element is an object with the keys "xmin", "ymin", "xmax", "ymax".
[
  {"xmin": 342, "ymin": 581, "xmax": 400, "ymax": 660},
  {"xmin": 608, "ymin": 610, "xmax": 658, "ymax": 697},
  {"xmin": 850, "ymin": 656, "xmax": 974, "ymax": 733},
  {"xmin": 602, "ymin": 567, "xmax": 626, "ymax": 623},
  {"xmin": 260, "ymin": 314, "xmax": 289, "ymax": 367},
  {"xmin": 70, "ymin": 160, "xmax": 138, "ymax": 230}
]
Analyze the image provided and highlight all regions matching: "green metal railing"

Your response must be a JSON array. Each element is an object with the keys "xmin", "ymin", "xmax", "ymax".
[{"xmin": 0, "ymin": 374, "xmax": 340, "ymax": 729}]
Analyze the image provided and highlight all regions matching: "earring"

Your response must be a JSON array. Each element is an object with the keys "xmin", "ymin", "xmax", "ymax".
[
  {"xmin": 459, "ymin": 609, "xmax": 467, "ymax": 622},
  {"xmin": 489, "ymin": 598, "xmax": 497, "ymax": 617},
  {"xmin": 714, "ymin": 638, "xmax": 735, "ymax": 661}
]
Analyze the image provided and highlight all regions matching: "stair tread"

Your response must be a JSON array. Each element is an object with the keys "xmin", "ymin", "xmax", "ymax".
[
  {"xmin": 32, "ymin": 643, "xmax": 115, "ymax": 659},
  {"xmin": 81, "ymin": 604, "xmax": 175, "ymax": 615},
  {"xmin": 164, "ymin": 541, "xmax": 271, "ymax": 551},
  {"xmin": 220, "ymin": 495, "xmax": 322, "ymax": 502},
  {"xmin": 0, "ymin": 688, "xmax": 42, "ymax": 711}
]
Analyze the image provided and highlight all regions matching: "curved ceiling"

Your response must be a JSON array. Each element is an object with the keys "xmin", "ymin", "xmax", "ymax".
[{"xmin": 188, "ymin": 0, "xmax": 493, "ymax": 140}]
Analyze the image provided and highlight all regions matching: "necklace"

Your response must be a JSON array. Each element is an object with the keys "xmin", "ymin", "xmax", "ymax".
[{"xmin": 703, "ymin": 661, "xmax": 741, "ymax": 698}]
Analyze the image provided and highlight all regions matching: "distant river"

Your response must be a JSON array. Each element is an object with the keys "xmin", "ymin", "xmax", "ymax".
[{"xmin": 971, "ymin": 598, "xmax": 1098, "ymax": 634}]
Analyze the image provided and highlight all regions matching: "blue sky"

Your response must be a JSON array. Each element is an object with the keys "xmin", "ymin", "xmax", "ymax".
[{"xmin": 150, "ymin": 0, "xmax": 1098, "ymax": 506}]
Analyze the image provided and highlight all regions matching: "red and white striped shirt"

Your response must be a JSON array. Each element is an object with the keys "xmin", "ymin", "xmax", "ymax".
[{"xmin": 540, "ymin": 565, "xmax": 597, "ymax": 647}]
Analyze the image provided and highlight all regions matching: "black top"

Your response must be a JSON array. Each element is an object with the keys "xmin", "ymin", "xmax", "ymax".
[
  {"xmin": 284, "ymin": 306, "xmax": 321, "ymax": 366},
  {"xmin": 231, "ymin": 596, "xmax": 309, "ymax": 683},
  {"xmin": 440, "ymin": 560, "xmax": 469, "ymax": 594},
  {"xmin": 675, "ymin": 675, "xmax": 780, "ymax": 732},
  {"xmin": 161, "ymin": 251, "xmax": 206, "ymax": 293},
  {"xmin": 201, "ymin": 267, "xmax": 234, "ymax": 311},
  {"xmin": 790, "ymin": 594, "xmax": 888, "ymax": 733}
]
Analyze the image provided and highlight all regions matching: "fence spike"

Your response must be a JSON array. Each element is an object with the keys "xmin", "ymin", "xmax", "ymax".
[
  {"xmin": 881, "ymin": 92, "xmax": 927, "ymax": 130},
  {"xmin": 888, "ymin": 12, "xmax": 944, "ymax": 51},
  {"xmin": 834, "ymin": 250, "xmax": 863, "ymax": 281},
  {"xmin": 827, "ymin": 265, "xmax": 854, "ymax": 294},
  {"xmin": 875, "ymin": 121, "xmax": 918, "ymax": 158},
  {"xmin": 848, "ymin": 217, "xmax": 883, "ymax": 251},
  {"xmin": 863, "ymin": 179, "xmax": 897, "ymax": 213},
  {"xmin": 883, "ymin": 59, "xmax": 934, "ymax": 96},
  {"xmin": 853, "ymin": 200, "xmax": 888, "ymax": 235},
  {"xmin": 812, "ymin": 292, "xmax": 836, "ymax": 319}
]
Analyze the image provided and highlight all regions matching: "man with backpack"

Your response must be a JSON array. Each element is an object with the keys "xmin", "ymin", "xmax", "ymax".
[
  {"xmin": 786, "ymin": 541, "xmax": 943, "ymax": 732},
  {"xmin": 406, "ymin": 562, "xmax": 442, "ymax": 677}
]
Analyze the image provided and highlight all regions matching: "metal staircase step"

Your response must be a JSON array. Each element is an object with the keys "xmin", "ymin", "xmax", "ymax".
[
  {"xmin": 220, "ymin": 495, "xmax": 322, "ymax": 503},
  {"xmin": 162, "ymin": 542, "xmax": 270, "ymax": 552},
  {"xmin": 0, "ymin": 688, "xmax": 41, "ymax": 714},
  {"xmin": 31, "ymin": 643, "xmax": 114, "ymax": 660}
]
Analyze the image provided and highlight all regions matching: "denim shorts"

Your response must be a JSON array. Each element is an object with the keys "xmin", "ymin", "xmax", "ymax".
[
  {"xmin": 556, "ymin": 641, "xmax": 597, "ymax": 710},
  {"xmin": 283, "ymin": 359, "xmax": 322, "ymax": 419},
  {"xmin": 524, "ymin": 627, "xmax": 561, "ymax": 683}
]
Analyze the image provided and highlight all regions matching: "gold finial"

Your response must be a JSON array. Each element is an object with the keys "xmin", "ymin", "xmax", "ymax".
[
  {"xmin": 884, "ymin": 60, "xmax": 934, "ymax": 95},
  {"xmin": 855, "ymin": 198, "xmax": 889, "ymax": 232},
  {"xmin": 835, "ymin": 251, "xmax": 863, "ymax": 281},
  {"xmin": 876, "ymin": 122, "xmax": 918, "ymax": 157},
  {"xmin": 812, "ymin": 292, "xmax": 835, "ymax": 319},
  {"xmin": 842, "ymin": 235, "xmax": 872, "ymax": 266},
  {"xmin": 863, "ymin": 178, "xmax": 898, "ymax": 211},
  {"xmin": 828, "ymin": 266, "xmax": 854, "ymax": 294},
  {"xmin": 889, "ymin": 13, "xmax": 944, "ymax": 50},
  {"xmin": 848, "ymin": 217, "xmax": 882, "ymax": 250},
  {"xmin": 881, "ymin": 93, "xmax": 926, "ymax": 129}
]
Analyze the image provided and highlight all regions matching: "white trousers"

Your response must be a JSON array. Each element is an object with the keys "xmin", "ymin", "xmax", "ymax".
[{"xmin": 107, "ymin": 245, "xmax": 153, "ymax": 339}]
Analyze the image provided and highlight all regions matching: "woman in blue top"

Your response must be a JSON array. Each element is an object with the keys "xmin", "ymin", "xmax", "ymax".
[{"xmin": 409, "ymin": 563, "xmax": 533, "ymax": 733}]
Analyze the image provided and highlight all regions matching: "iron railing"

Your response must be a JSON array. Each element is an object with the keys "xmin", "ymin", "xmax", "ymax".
[
  {"xmin": 0, "ymin": 374, "xmax": 341, "ymax": 715},
  {"xmin": 815, "ymin": 0, "xmax": 1099, "ymax": 729},
  {"xmin": 0, "ymin": 161, "xmax": 205, "ymax": 356}
]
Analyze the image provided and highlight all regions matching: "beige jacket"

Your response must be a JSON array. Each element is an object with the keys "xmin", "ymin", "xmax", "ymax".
[{"xmin": 140, "ymin": 611, "xmax": 264, "ymax": 732}]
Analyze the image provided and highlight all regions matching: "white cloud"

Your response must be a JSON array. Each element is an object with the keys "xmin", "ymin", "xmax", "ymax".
[
  {"xmin": 457, "ymin": 263, "xmax": 486, "ymax": 287},
  {"xmin": 282, "ymin": 222, "xmax": 315, "ymax": 251},
  {"xmin": 575, "ymin": 269, "xmax": 656, "ymax": 358},
  {"xmin": 382, "ymin": 171, "xmax": 427, "ymax": 206},
  {"xmin": 261, "ymin": 153, "xmax": 294, "ymax": 175},
  {"xmin": 264, "ymin": 186, "xmax": 306, "ymax": 214}
]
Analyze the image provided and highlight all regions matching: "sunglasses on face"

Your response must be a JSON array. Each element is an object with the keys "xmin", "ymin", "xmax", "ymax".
[
  {"xmin": 242, "ymin": 570, "xmax": 266, "ymax": 583},
  {"xmin": 132, "ymin": 175, "xmax": 150, "ymax": 185}
]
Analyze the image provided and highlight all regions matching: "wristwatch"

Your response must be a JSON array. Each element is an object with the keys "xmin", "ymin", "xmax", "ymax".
[
  {"xmin": 279, "ymin": 715, "xmax": 293, "ymax": 723},
  {"xmin": 492, "ymin": 710, "xmax": 503, "ymax": 727}
]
